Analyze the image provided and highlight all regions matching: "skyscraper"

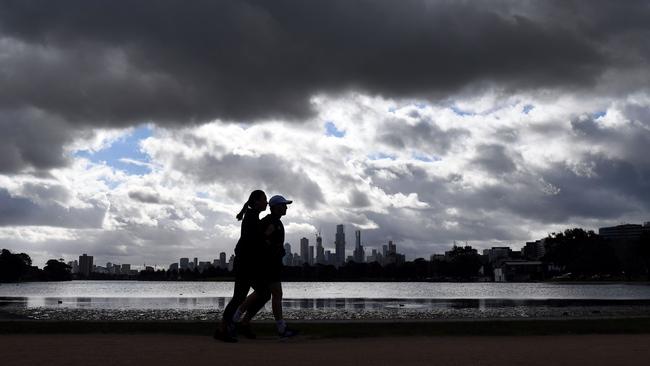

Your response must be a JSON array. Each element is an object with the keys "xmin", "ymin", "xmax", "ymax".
[
  {"xmin": 180, "ymin": 257, "xmax": 189, "ymax": 270},
  {"xmin": 309, "ymin": 246, "xmax": 314, "ymax": 265},
  {"xmin": 388, "ymin": 240, "xmax": 396, "ymax": 254},
  {"xmin": 300, "ymin": 237, "xmax": 309, "ymax": 265},
  {"xmin": 353, "ymin": 229, "xmax": 365, "ymax": 263},
  {"xmin": 335, "ymin": 224, "xmax": 346, "ymax": 266},
  {"xmin": 219, "ymin": 252, "xmax": 227, "ymax": 269},
  {"xmin": 283, "ymin": 243, "xmax": 292, "ymax": 266},
  {"xmin": 316, "ymin": 234, "xmax": 324, "ymax": 264},
  {"xmin": 79, "ymin": 254, "xmax": 93, "ymax": 277}
]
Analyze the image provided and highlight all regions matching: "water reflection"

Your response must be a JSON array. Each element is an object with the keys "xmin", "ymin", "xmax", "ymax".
[{"xmin": 3, "ymin": 296, "xmax": 650, "ymax": 311}]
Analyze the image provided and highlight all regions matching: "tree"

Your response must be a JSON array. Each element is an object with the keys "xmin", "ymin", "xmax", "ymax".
[
  {"xmin": 446, "ymin": 245, "xmax": 482, "ymax": 279},
  {"xmin": 43, "ymin": 259, "xmax": 72, "ymax": 281},
  {"xmin": 0, "ymin": 249, "xmax": 32, "ymax": 282},
  {"xmin": 542, "ymin": 228, "xmax": 619, "ymax": 277}
]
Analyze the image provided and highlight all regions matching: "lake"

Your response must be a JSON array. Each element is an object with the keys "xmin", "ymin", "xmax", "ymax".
[{"xmin": 2, "ymin": 281, "xmax": 650, "ymax": 320}]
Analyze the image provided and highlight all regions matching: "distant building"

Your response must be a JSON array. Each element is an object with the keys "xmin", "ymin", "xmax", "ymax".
[
  {"xmin": 180, "ymin": 258, "xmax": 189, "ymax": 270},
  {"xmin": 483, "ymin": 247, "xmax": 512, "ymax": 264},
  {"xmin": 324, "ymin": 250, "xmax": 333, "ymax": 265},
  {"xmin": 315, "ymin": 234, "xmax": 324, "ymax": 265},
  {"xmin": 353, "ymin": 230, "xmax": 365, "ymax": 263},
  {"xmin": 494, "ymin": 261, "xmax": 544, "ymax": 282},
  {"xmin": 283, "ymin": 243, "xmax": 293, "ymax": 266},
  {"xmin": 300, "ymin": 238, "xmax": 309, "ymax": 265},
  {"xmin": 383, "ymin": 241, "xmax": 405, "ymax": 266},
  {"xmin": 367, "ymin": 248, "xmax": 379, "ymax": 263},
  {"xmin": 335, "ymin": 225, "xmax": 346, "ymax": 267},
  {"xmin": 79, "ymin": 254, "xmax": 93, "ymax": 277},
  {"xmin": 309, "ymin": 246, "xmax": 314, "ymax": 265},
  {"xmin": 430, "ymin": 254, "xmax": 447, "ymax": 262},
  {"xmin": 169, "ymin": 263, "xmax": 179, "ymax": 271},
  {"xmin": 599, "ymin": 224, "xmax": 644, "ymax": 242},
  {"xmin": 523, "ymin": 239, "xmax": 546, "ymax": 260},
  {"xmin": 121, "ymin": 264, "xmax": 131, "ymax": 273},
  {"xmin": 388, "ymin": 240, "xmax": 396, "ymax": 255},
  {"xmin": 228, "ymin": 255, "xmax": 235, "ymax": 271},
  {"xmin": 218, "ymin": 252, "xmax": 226, "ymax": 269}
]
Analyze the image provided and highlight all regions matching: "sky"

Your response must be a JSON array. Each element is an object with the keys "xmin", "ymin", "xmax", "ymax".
[{"xmin": 0, "ymin": 1, "xmax": 649, "ymax": 268}]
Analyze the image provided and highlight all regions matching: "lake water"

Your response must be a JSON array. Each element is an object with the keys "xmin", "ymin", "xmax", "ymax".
[{"xmin": 2, "ymin": 281, "xmax": 650, "ymax": 320}]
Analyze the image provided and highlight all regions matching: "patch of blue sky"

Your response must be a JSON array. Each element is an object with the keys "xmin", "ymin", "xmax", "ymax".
[
  {"xmin": 412, "ymin": 152, "xmax": 441, "ymax": 162},
  {"xmin": 450, "ymin": 105, "xmax": 476, "ymax": 117},
  {"xmin": 593, "ymin": 111, "xmax": 607, "ymax": 119},
  {"xmin": 324, "ymin": 121, "xmax": 346, "ymax": 137},
  {"xmin": 523, "ymin": 104, "xmax": 534, "ymax": 114},
  {"xmin": 414, "ymin": 102, "xmax": 428, "ymax": 109},
  {"xmin": 75, "ymin": 125, "xmax": 153, "ymax": 176},
  {"xmin": 368, "ymin": 152, "xmax": 396, "ymax": 161}
]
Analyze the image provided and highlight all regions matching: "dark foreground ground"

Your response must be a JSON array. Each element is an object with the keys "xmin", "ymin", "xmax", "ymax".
[{"xmin": 2, "ymin": 333, "xmax": 650, "ymax": 366}]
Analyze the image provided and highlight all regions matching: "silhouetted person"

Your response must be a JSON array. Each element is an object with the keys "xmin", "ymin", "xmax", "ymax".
[
  {"xmin": 235, "ymin": 195, "xmax": 298, "ymax": 338},
  {"xmin": 217, "ymin": 190, "xmax": 271, "ymax": 342}
]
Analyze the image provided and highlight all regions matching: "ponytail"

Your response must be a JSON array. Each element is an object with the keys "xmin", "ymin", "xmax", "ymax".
[
  {"xmin": 236, "ymin": 203, "xmax": 248, "ymax": 221},
  {"xmin": 236, "ymin": 189, "xmax": 265, "ymax": 221}
]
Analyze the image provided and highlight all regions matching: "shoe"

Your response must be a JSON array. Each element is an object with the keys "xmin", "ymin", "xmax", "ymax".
[
  {"xmin": 278, "ymin": 326, "xmax": 299, "ymax": 338},
  {"xmin": 237, "ymin": 322, "xmax": 257, "ymax": 339},
  {"xmin": 216, "ymin": 321, "xmax": 238, "ymax": 343}
]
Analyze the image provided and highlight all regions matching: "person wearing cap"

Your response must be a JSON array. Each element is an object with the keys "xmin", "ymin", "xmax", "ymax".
[{"xmin": 234, "ymin": 195, "xmax": 298, "ymax": 338}]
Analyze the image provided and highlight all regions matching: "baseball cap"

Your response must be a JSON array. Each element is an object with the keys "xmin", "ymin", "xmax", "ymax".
[{"xmin": 269, "ymin": 195, "xmax": 293, "ymax": 206}]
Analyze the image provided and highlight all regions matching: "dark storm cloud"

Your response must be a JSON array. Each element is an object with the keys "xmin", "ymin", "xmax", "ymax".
[
  {"xmin": 0, "ymin": 0, "xmax": 641, "ymax": 126},
  {"xmin": 0, "ymin": 109, "xmax": 74, "ymax": 172},
  {"xmin": 0, "ymin": 0, "xmax": 647, "ymax": 172}
]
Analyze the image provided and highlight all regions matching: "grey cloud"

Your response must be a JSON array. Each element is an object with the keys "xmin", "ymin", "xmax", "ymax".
[
  {"xmin": 471, "ymin": 144, "xmax": 517, "ymax": 174},
  {"xmin": 348, "ymin": 190, "xmax": 371, "ymax": 208},
  {"xmin": 0, "ymin": 188, "xmax": 105, "ymax": 228},
  {"xmin": 128, "ymin": 189, "xmax": 163, "ymax": 204},
  {"xmin": 172, "ymin": 152, "xmax": 324, "ymax": 208},
  {"xmin": 379, "ymin": 117, "xmax": 470, "ymax": 155}
]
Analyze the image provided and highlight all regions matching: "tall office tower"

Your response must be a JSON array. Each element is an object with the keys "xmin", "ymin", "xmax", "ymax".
[
  {"xmin": 335, "ymin": 224, "xmax": 346, "ymax": 266},
  {"xmin": 300, "ymin": 237, "xmax": 309, "ymax": 265},
  {"xmin": 316, "ymin": 234, "xmax": 325, "ymax": 264},
  {"xmin": 324, "ymin": 250, "xmax": 332, "ymax": 265},
  {"xmin": 180, "ymin": 257, "xmax": 189, "ymax": 270},
  {"xmin": 353, "ymin": 229, "xmax": 365, "ymax": 263},
  {"xmin": 193, "ymin": 257, "xmax": 198, "ymax": 268},
  {"xmin": 283, "ymin": 243, "xmax": 292, "ymax": 266},
  {"xmin": 388, "ymin": 240, "xmax": 396, "ymax": 254},
  {"xmin": 219, "ymin": 252, "xmax": 227, "ymax": 269},
  {"xmin": 382, "ymin": 245, "xmax": 388, "ymax": 257},
  {"xmin": 309, "ymin": 246, "xmax": 314, "ymax": 265},
  {"xmin": 79, "ymin": 254, "xmax": 93, "ymax": 277}
]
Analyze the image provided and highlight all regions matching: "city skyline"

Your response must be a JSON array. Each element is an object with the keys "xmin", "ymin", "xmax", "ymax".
[
  {"xmin": 0, "ymin": 2, "xmax": 649, "ymax": 269},
  {"xmin": 54, "ymin": 221, "xmax": 650, "ymax": 272}
]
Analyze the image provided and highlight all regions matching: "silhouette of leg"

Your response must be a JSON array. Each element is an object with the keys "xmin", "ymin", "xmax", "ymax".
[
  {"xmin": 269, "ymin": 282, "xmax": 283, "ymax": 321},
  {"xmin": 241, "ymin": 282, "xmax": 271, "ymax": 323}
]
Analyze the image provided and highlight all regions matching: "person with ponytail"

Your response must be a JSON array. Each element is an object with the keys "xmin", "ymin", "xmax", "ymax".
[{"xmin": 217, "ymin": 190, "xmax": 272, "ymax": 343}]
